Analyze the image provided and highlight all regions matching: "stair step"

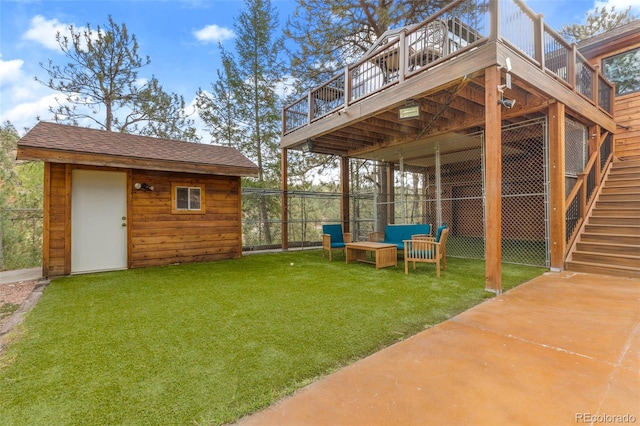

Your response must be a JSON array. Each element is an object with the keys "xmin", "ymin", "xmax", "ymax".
[
  {"xmin": 611, "ymin": 160, "xmax": 640, "ymax": 171},
  {"xmin": 571, "ymin": 250, "xmax": 640, "ymax": 268},
  {"xmin": 591, "ymin": 208, "xmax": 640, "ymax": 217},
  {"xmin": 605, "ymin": 175, "xmax": 640, "ymax": 185},
  {"xmin": 611, "ymin": 161, "xmax": 640, "ymax": 173},
  {"xmin": 584, "ymin": 224, "xmax": 640, "ymax": 235},
  {"xmin": 575, "ymin": 241, "xmax": 640, "ymax": 256},
  {"xmin": 607, "ymin": 172, "xmax": 640, "ymax": 180},
  {"xmin": 565, "ymin": 260, "xmax": 640, "ymax": 279},
  {"xmin": 595, "ymin": 200, "xmax": 640, "ymax": 209},
  {"xmin": 598, "ymin": 193, "xmax": 640, "ymax": 202},
  {"xmin": 580, "ymin": 233, "xmax": 640, "ymax": 245},
  {"xmin": 601, "ymin": 186, "xmax": 640, "ymax": 194},
  {"xmin": 589, "ymin": 216, "xmax": 640, "ymax": 225},
  {"xmin": 565, "ymin": 159, "xmax": 640, "ymax": 278}
]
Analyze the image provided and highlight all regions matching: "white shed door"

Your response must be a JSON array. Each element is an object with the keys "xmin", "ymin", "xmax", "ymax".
[{"xmin": 71, "ymin": 169, "xmax": 127, "ymax": 273}]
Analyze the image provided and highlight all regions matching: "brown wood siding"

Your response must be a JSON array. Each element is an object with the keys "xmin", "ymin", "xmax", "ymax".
[
  {"xmin": 614, "ymin": 93, "xmax": 640, "ymax": 160},
  {"xmin": 45, "ymin": 162, "xmax": 68, "ymax": 276},
  {"xmin": 129, "ymin": 170, "xmax": 242, "ymax": 269},
  {"xmin": 43, "ymin": 165, "xmax": 243, "ymax": 276},
  {"xmin": 587, "ymin": 41, "xmax": 640, "ymax": 160}
]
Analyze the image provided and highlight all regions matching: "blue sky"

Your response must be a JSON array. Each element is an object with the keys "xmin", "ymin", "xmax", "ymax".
[{"xmin": 1, "ymin": 0, "xmax": 638, "ymax": 140}]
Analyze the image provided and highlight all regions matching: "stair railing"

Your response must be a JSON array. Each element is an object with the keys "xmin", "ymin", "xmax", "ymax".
[{"xmin": 565, "ymin": 134, "xmax": 614, "ymax": 252}]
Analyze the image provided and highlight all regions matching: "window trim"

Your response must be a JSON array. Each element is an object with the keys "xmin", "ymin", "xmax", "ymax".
[{"xmin": 171, "ymin": 183, "xmax": 206, "ymax": 214}]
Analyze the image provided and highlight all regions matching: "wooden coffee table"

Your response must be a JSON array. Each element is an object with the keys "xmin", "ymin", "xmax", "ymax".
[{"xmin": 345, "ymin": 242, "xmax": 398, "ymax": 269}]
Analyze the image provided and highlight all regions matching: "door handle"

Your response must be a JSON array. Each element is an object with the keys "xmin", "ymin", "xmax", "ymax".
[{"xmin": 122, "ymin": 223, "xmax": 127, "ymax": 227}]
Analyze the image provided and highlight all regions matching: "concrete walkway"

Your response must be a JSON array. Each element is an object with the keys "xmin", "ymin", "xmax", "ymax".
[
  {"xmin": 238, "ymin": 271, "xmax": 640, "ymax": 425},
  {"xmin": 0, "ymin": 267, "xmax": 42, "ymax": 285}
]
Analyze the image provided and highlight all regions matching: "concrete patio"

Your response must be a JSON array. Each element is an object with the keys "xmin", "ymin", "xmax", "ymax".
[{"xmin": 238, "ymin": 271, "xmax": 640, "ymax": 425}]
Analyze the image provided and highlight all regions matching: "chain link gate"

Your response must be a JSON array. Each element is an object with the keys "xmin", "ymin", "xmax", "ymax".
[{"xmin": 499, "ymin": 119, "xmax": 548, "ymax": 266}]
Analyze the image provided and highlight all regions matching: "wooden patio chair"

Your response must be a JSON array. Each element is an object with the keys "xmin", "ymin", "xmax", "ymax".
[
  {"xmin": 322, "ymin": 224, "xmax": 352, "ymax": 261},
  {"xmin": 404, "ymin": 227, "xmax": 449, "ymax": 277}
]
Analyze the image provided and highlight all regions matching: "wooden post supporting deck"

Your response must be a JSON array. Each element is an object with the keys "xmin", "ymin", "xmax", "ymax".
[
  {"xmin": 484, "ymin": 66, "xmax": 502, "ymax": 293},
  {"xmin": 281, "ymin": 148, "xmax": 289, "ymax": 250},
  {"xmin": 340, "ymin": 156, "xmax": 350, "ymax": 233},
  {"xmin": 549, "ymin": 102, "xmax": 566, "ymax": 270}
]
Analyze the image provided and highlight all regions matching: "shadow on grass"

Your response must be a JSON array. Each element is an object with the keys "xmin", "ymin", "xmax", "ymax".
[{"xmin": 0, "ymin": 250, "xmax": 545, "ymax": 425}]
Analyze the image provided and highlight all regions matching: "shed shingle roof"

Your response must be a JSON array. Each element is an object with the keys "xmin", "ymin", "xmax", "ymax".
[{"xmin": 17, "ymin": 121, "xmax": 259, "ymax": 177}]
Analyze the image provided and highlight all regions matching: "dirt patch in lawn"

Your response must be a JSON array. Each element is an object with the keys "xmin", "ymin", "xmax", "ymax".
[{"xmin": 0, "ymin": 280, "xmax": 39, "ymax": 331}]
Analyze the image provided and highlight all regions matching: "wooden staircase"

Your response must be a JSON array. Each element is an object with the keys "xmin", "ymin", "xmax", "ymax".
[{"xmin": 565, "ymin": 159, "xmax": 640, "ymax": 278}]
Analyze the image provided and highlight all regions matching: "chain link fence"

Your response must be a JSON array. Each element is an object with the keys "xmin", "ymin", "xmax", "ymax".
[
  {"xmin": 3, "ymin": 119, "xmax": 552, "ymax": 270},
  {"xmin": 564, "ymin": 118, "xmax": 589, "ymax": 242},
  {"xmin": 565, "ymin": 118, "xmax": 588, "ymax": 197},
  {"xmin": 371, "ymin": 118, "xmax": 549, "ymax": 267},
  {"xmin": 242, "ymin": 188, "xmax": 376, "ymax": 251},
  {"xmin": 500, "ymin": 119, "xmax": 548, "ymax": 266},
  {"xmin": 0, "ymin": 208, "xmax": 43, "ymax": 271}
]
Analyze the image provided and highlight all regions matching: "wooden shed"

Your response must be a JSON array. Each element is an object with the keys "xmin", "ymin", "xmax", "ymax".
[{"xmin": 17, "ymin": 121, "xmax": 259, "ymax": 277}]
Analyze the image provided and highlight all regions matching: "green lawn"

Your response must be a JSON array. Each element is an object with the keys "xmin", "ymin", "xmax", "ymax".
[{"xmin": 0, "ymin": 250, "xmax": 545, "ymax": 425}]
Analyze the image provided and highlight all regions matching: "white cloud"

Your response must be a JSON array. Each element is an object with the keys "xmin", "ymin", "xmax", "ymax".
[
  {"xmin": 0, "ymin": 54, "xmax": 60, "ymax": 131},
  {"xmin": 185, "ymin": 94, "xmax": 209, "ymax": 142},
  {"xmin": 193, "ymin": 24, "xmax": 235, "ymax": 44},
  {"xmin": 0, "ymin": 57, "xmax": 25, "ymax": 87},
  {"xmin": 275, "ymin": 75, "xmax": 297, "ymax": 99},
  {"xmin": 2, "ymin": 93, "xmax": 60, "ymax": 128},
  {"xmin": 22, "ymin": 15, "xmax": 70, "ymax": 50},
  {"xmin": 0, "ymin": 55, "xmax": 45, "ymax": 104}
]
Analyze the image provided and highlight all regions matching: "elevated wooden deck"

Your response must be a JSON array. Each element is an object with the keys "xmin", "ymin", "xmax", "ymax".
[
  {"xmin": 279, "ymin": 0, "xmax": 622, "ymax": 291},
  {"xmin": 281, "ymin": 0, "xmax": 615, "ymax": 167}
]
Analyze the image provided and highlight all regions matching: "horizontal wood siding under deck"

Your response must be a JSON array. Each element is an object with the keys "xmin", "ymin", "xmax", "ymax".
[
  {"xmin": 614, "ymin": 93, "xmax": 640, "ymax": 159},
  {"xmin": 129, "ymin": 170, "xmax": 243, "ymax": 269}
]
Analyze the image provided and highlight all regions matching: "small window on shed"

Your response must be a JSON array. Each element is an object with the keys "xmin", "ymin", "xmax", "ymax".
[{"xmin": 172, "ymin": 183, "xmax": 205, "ymax": 214}]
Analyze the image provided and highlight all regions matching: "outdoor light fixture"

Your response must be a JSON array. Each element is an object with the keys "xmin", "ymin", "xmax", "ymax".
[
  {"xmin": 134, "ymin": 182, "xmax": 154, "ymax": 191},
  {"xmin": 498, "ymin": 98, "xmax": 516, "ymax": 109},
  {"xmin": 398, "ymin": 99, "xmax": 421, "ymax": 120},
  {"xmin": 301, "ymin": 139, "xmax": 314, "ymax": 153}
]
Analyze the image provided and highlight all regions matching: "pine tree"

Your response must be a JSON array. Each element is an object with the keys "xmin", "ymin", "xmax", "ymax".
[
  {"xmin": 234, "ymin": 0, "xmax": 286, "ymax": 244},
  {"xmin": 285, "ymin": 0, "xmax": 451, "ymax": 89},
  {"xmin": 196, "ymin": 46, "xmax": 247, "ymax": 146},
  {"xmin": 560, "ymin": 6, "xmax": 636, "ymax": 43},
  {"xmin": 37, "ymin": 16, "xmax": 198, "ymax": 141}
]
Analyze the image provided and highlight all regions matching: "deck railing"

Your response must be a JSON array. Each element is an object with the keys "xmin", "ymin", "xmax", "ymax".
[
  {"xmin": 564, "ymin": 133, "xmax": 613, "ymax": 250},
  {"xmin": 283, "ymin": 0, "xmax": 491, "ymax": 134},
  {"xmin": 492, "ymin": 0, "xmax": 614, "ymax": 114},
  {"xmin": 282, "ymin": 0, "xmax": 614, "ymax": 135}
]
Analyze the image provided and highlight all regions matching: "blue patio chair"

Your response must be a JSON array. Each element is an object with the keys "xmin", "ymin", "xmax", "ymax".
[{"xmin": 322, "ymin": 224, "xmax": 352, "ymax": 261}]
